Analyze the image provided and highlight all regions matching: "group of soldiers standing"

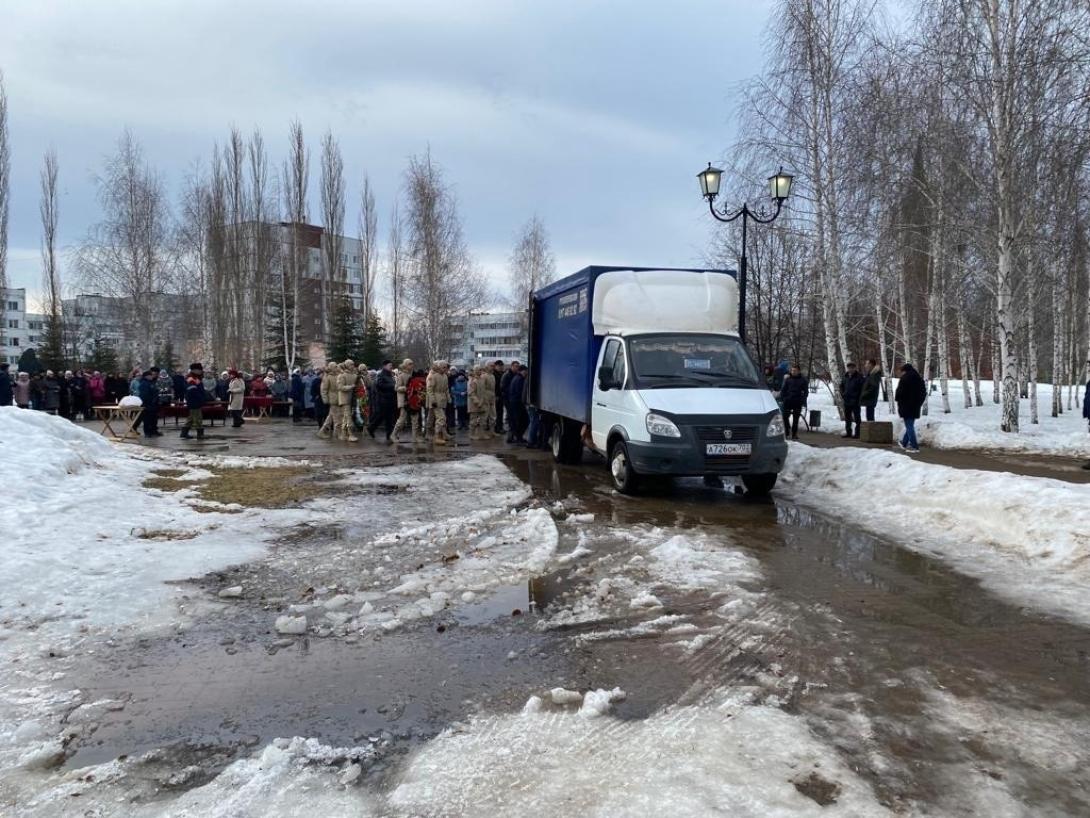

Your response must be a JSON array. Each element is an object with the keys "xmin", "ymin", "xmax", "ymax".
[{"xmin": 314, "ymin": 358, "xmax": 503, "ymax": 446}]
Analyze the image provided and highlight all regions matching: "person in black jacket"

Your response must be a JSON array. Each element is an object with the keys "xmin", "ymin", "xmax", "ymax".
[
  {"xmin": 780, "ymin": 365, "xmax": 809, "ymax": 440},
  {"xmin": 368, "ymin": 360, "xmax": 398, "ymax": 442},
  {"xmin": 839, "ymin": 362, "xmax": 866, "ymax": 438},
  {"xmin": 894, "ymin": 363, "xmax": 927, "ymax": 452},
  {"xmin": 180, "ymin": 373, "xmax": 206, "ymax": 440},
  {"xmin": 506, "ymin": 365, "xmax": 528, "ymax": 443},
  {"xmin": 497, "ymin": 360, "xmax": 514, "ymax": 434},
  {"xmin": 290, "ymin": 368, "xmax": 306, "ymax": 424},
  {"xmin": 860, "ymin": 359, "xmax": 882, "ymax": 421},
  {"xmin": 137, "ymin": 370, "xmax": 161, "ymax": 437},
  {"xmin": 0, "ymin": 363, "xmax": 11, "ymax": 406}
]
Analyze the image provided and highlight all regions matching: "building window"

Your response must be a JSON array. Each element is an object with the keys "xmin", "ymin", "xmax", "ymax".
[
  {"xmin": 6, "ymin": 301, "xmax": 17, "ymax": 311},
  {"xmin": 7, "ymin": 319, "xmax": 17, "ymax": 328},
  {"xmin": 28, "ymin": 336, "xmax": 37, "ymax": 343},
  {"xmin": 11, "ymin": 337, "xmax": 18, "ymax": 347}
]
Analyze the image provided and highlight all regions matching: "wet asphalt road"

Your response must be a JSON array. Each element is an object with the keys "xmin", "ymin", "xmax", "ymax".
[{"xmin": 67, "ymin": 425, "xmax": 1090, "ymax": 813}]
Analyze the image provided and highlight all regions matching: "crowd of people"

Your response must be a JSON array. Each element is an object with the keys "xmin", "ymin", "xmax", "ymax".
[
  {"xmin": 0, "ymin": 358, "xmax": 550, "ymax": 448},
  {"xmin": 4, "ymin": 355, "xmax": 1087, "ymax": 458}
]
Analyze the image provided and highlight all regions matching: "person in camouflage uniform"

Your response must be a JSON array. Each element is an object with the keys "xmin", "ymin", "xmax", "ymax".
[
  {"xmin": 467, "ymin": 365, "xmax": 489, "ymax": 440},
  {"xmin": 426, "ymin": 361, "xmax": 450, "ymax": 445},
  {"xmin": 391, "ymin": 358, "xmax": 414, "ymax": 443},
  {"xmin": 355, "ymin": 363, "xmax": 372, "ymax": 430},
  {"xmin": 480, "ymin": 364, "xmax": 498, "ymax": 437},
  {"xmin": 337, "ymin": 360, "xmax": 359, "ymax": 442},
  {"xmin": 317, "ymin": 363, "xmax": 339, "ymax": 440}
]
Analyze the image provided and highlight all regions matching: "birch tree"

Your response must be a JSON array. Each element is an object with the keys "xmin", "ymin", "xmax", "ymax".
[
  {"xmin": 0, "ymin": 72, "xmax": 9, "ymax": 351},
  {"xmin": 507, "ymin": 214, "xmax": 556, "ymax": 325},
  {"xmin": 39, "ymin": 149, "xmax": 65, "ymax": 369},
  {"xmin": 358, "ymin": 175, "xmax": 378, "ymax": 330},
  {"xmin": 319, "ymin": 130, "xmax": 345, "ymax": 347}
]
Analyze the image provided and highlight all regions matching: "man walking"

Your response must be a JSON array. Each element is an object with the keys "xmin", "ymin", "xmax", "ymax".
[
  {"xmin": 894, "ymin": 363, "xmax": 927, "ymax": 453},
  {"xmin": 368, "ymin": 360, "xmax": 398, "ymax": 443},
  {"xmin": 426, "ymin": 361, "xmax": 450, "ymax": 445},
  {"xmin": 228, "ymin": 369, "xmax": 246, "ymax": 428},
  {"xmin": 780, "ymin": 365, "xmax": 808, "ymax": 441},
  {"xmin": 391, "ymin": 358, "xmax": 414, "ymax": 443},
  {"xmin": 317, "ymin": 363, "xmax": 339, "ymax": 440},
  {"xmin": 840, "ymin": 362, "xmax": 865, "ymax": 438},
  {"xmin": 337, "ymin": 360, "xmax": 359, "ymax": 442},
  {"xmin": 860, "ymin": 358, "xmax": 882, "ymax": 422}
]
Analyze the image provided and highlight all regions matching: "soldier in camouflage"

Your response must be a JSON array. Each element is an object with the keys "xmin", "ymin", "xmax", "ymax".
[
  {"xmin": 391, "ymin": 358, "xmax": 414, "ymax": 443},
  {"xmin": 426, "ymin": 361, "xmax": 450, "ymax": 445},
  {"xmin": 317, "ymin": 363, "xmax": 339, "ymax": 440},
  {"xmin": 337, "ymin": 360, "xmax": 359, "ymax": 442}
]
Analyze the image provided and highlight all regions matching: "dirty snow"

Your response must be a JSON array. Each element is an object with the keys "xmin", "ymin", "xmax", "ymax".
[
  {"xmin": 389, "ymin": 688, "xmax": 888, "ymax": 817},
  {"xmin": 781, "ymin": 442, "xmax": 1090, "ymax": 626}
]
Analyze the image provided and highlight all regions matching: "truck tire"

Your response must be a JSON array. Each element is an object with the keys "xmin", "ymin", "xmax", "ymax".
[
  {"xmin": 550, "ymin": 419, "xmax": 583, "ymax": 465},
  {"xmin": 609, "ymin": 440, "xmax": 641, "ymax": 494},
  {"xmin": 741, "ymin": 473, "xmax": 777, "ymax": 496}
]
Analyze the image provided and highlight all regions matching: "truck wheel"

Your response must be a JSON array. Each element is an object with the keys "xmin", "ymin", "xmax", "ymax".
[
  {"xmin": 551, "ymin": 419, "xmax": 583, "ymax": 464},
  {"xmin": 609, "ymin": 441, "xmax": 641, "ymax": 494},
  {"xmin": 741, "ymin": 474, "xmax": 778, "ymax": 496}
]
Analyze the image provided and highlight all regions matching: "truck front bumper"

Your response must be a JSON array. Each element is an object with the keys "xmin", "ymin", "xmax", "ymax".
[{"xmin": 624, "ymin": 414, "xmax": 788, "ymax": 477}]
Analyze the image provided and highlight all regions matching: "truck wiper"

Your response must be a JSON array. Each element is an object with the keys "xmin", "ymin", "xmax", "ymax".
[{"xmin": 684, "ymin": 371, "xmax": 758, "ymax": 385}]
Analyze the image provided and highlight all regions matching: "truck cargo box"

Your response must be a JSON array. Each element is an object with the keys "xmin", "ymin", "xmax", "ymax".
[{"xmin": 528, "ymin": 266, "xmax": 737, "ymax": 425}]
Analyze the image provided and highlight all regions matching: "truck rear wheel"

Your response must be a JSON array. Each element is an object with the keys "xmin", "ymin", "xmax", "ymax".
[
  {"xmin": 609, "ymin": 440, "xmax": 641, "ymax": 494},
  {"xmin": 741, "ymin": 473, "xmax": 778, "ymax": 496},
  {"xmin": 550, "ymin": 419, "xmax": 583, "ymax": 464}
]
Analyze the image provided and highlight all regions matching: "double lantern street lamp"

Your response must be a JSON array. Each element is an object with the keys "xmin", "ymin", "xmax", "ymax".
[{"xmin": 697, "ymin": 164, "xmax": 793, "ymax": 344}]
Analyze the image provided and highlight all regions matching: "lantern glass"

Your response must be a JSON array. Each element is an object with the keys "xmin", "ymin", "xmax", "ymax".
[
  {"xmin": 769, "ymin": 167, "xmax": 793, "ymax": 201},
  {"xmin": 698, "ymin": 164, "xmax": 723, "ymax": 199}
]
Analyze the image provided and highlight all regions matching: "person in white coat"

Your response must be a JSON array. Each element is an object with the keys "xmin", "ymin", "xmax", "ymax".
[{"xmin": 228, "ymin": 369, "xmax": 246, "ymax": 428}]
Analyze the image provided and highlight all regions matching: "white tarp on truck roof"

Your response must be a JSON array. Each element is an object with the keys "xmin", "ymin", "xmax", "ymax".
[{"xmin": 591, "ymin": 269, "xmax": 739, "ymax": 336}]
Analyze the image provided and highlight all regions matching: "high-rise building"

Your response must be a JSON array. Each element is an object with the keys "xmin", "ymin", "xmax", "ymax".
[
  {"xmin": 446, "ymin": 312, "xmax": 529, "ymax": 367},
  {"xmin": 1, "ymin": 288, "xmax": 46, "ymax": 367}
]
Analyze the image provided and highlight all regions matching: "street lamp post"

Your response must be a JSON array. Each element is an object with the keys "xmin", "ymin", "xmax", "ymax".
[{"xmin": 697, "ymin": 164, "xmax": 793, "ymax": 344}]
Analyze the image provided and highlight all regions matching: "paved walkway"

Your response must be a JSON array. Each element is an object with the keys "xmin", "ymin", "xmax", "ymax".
[{"xmin": 795, "ymin": 429, "xmax": 1090, "ymax": 484}]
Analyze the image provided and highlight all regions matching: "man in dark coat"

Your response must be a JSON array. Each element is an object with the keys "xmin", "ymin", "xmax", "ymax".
[
  {"xmin": 137, "ymin": 369, "xmax": 161, "ymax": 437},
  {"xmin": 839, "ymin": 362, "xmax": 866, "ymax": 438},
  {"xmin": 290, "ymin": 368, "xmax": 305, "ymax": 424},
  {"xmin": 0, "ymin": 363, "xmax": 11, "ymax": 406},
  {"xmin": 180, "ymin": 373, "xmax": 206, "ymax": 440},
  {"xmin": 506, "ymin": 365, "xmax": 527, "ymax": 443},
  {"xmin": 494, "ymin": 360, "xmax": 508, "ymax": 434},
  {"xmin": 780, "ymin": 365, "xmax": 809, "ymax": 441},
  {"xmin": 368, "ymin": 360, "xmax": 398, "ymax": 442},
  {"xmin": 894, "ymin": 363, "xmax": 927, "ymax": 452},
  {"xmin": 860, "ymin": 359, "xmax": 883, "ymax": 422}
]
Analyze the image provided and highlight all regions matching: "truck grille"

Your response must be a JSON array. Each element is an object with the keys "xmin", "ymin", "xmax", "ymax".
[
  {"xmin": 693, "ymin": 425, "xmax": 757, "ymax": 472},
  {"xmin": 693, "ymin": 425, "xmax": 758, "ymax": 443}
]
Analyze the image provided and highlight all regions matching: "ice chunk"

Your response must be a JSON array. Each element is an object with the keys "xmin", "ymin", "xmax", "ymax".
[
  {"xmin": 522, "ymin": 695, "xmax": 544, "ymax": 714},
  {"xmin": 218, "ymin": 585, "xmax": 243, "ymax": 599},
  {"xmin": 274, "ymin": 615, "xmax": 308, "ymax": 635},
  {"xmin": 549, "ymin": 688, "xmax": 583, "ymax": 706},
  {"xmin": 323, "ymin": 594, "xmax": 353, "ymax": 610},
  {"xmin": 340, "ymin": 762, "xmax": 362, "ymax": 785},
  {"xmin": 630, "ymin": 592, "xmax": 663, "ymax": 609}
]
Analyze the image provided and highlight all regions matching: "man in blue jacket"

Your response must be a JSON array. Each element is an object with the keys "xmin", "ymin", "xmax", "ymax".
[
  {"xmin": 137, "ymin": 369, "xmax": 161, "ymax": 438},
  {"xmin": 180, "ymin": 369, "xmax": 207, "ymax": 440},
  {"xmin": 290, "ymin": 367, "xmax": 305, "ymax": 424}
]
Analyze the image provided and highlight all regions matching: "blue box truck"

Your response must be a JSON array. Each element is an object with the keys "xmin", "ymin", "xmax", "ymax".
[{"xmin": 528, "ymin": 266, "xmax": 787, "ymax": 495}]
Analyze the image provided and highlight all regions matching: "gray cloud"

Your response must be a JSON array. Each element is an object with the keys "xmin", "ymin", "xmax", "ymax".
[{"xmin": 1, "ymin": 0, "xmax": 772, "ymax": 303}]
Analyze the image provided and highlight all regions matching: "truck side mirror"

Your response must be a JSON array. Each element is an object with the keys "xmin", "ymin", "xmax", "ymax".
[{"xmin": 597, "ymin": 366, "xmax": 613, "ymax": 391}]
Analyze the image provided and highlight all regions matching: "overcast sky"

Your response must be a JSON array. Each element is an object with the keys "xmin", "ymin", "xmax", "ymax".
[{"xmin": 1, "ymin": 0, "xmax": 774, "ymax": 306}]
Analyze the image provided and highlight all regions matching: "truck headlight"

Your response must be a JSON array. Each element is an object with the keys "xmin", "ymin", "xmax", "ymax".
[
  {"xmin": 766, "ymin": 413, "xmax": 785, "ymax": 438},
  {"xmin": 646, "ymin": 413, "xmax": 681, "ymax": 438}
]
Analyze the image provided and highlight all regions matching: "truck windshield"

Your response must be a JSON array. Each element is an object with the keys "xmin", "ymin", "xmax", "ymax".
[{"xmin": 628, "ymin": 334, "xmax": 761, "ymax": 389}]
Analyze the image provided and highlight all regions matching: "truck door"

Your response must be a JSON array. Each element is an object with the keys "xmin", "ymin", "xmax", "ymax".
[{"xmin": 591, "ymin": 337, "xmax": 634, "ymax": 452}]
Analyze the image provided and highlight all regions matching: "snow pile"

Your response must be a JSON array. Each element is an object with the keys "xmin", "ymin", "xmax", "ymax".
[
  {"xmin": 806, "ymin": 379, "xmax": 1090, "ymax": 456},
  {"xmin": 0, "ymin": 411, "xmax": 294, "ymax": 647},
  {"xmin": 388, "ymin": 689, "xmax": 887, "ymax": 816},
  {"xmin": 781, "ymin": 443, "xmax": 1090, "ymax": 625}
]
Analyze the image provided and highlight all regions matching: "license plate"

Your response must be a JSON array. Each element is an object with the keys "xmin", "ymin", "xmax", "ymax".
[{"xmin": 706, "ymin": 443, "xmax": 751, "ymax": 456}]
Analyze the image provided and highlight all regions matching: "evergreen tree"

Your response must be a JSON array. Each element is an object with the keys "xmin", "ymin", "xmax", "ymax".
[
  {"xmin": 17, "ymin": 348, "xmax": 43, "ymax": 375},
  {"xmin": 38, "ymin": 316, "xmax": 66, "ymax": 372},
  {"xmin": 327, "ymin": 294, "xmax": 363, "ymax": 363},
  {"xmin": 360, "ymin": 313, "xmax": 387, "ymax": 366},
  {"xmin": 155, "ymin": 339, "xmax": 177, "ymax": 371},
  {"xmin": 89, "ymin": 337, "xmax": 119, "ymax": 373}
]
